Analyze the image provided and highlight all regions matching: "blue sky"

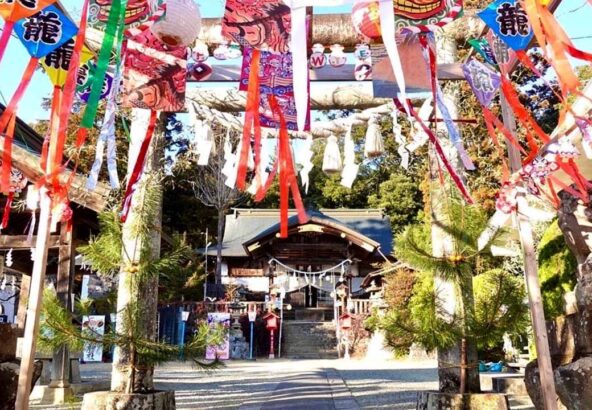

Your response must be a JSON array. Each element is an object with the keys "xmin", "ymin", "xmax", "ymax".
[{"xmin": 0, "ymin": 0, "xmax": 590, "ymax": 124}]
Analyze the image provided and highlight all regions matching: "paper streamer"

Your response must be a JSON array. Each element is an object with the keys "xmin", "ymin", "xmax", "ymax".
[
  {"xmin": 290, "ymin": 5, "xmax": 309, "ymax": 132},
  {"xmin": 121, "ymin": 109, "xmax": 158, "ymax": 223},
  {"xmin": 378, "ymin": 0, "xmax": 408, "ymax": 110}
]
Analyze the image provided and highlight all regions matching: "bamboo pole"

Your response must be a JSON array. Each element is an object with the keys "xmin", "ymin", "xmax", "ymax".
[
  {"xmin": 500, "ymin": 95, "xmax": 558, "ymax": 410},
  {"xmin": 15, "ymin": 186, "xmax": 53, "ymax": 410}
]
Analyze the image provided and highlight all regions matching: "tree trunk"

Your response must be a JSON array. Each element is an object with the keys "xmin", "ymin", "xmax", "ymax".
[
  {"xmin": 431, "ymin": 32, "xmax": 480, "ymax": 394},
  {"xmin": 215, "ymin": 207, "xmax": 226, "ymax": 286},
  {"xmin": 111, "ymin": 109, "xmax": 163, "ymax": 393}
]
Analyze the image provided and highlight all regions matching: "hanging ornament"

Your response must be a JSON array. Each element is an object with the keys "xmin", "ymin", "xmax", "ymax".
[
  {"xmin": 355, "ymin": 43, "xmax": 371, "ymax": 61},
  {"xmin": 341, "ymin": 124, "xmax": 360, "ymax": 189},
  {"xmin": 576, "ymin": 118, "xmax": 592, "ymax": 159},
  {"xmin": 10, "ymin": 275, "xmax": 15, "ymax": 292},
  {"xmin": 364, "ymin": 115, "xmax": 384, "ymax": 158},
  {"xmin": 213, "ymin": 43, "xmax": 230, "ymax": 60},
  {"xmin": 545, "ymin": 137, "xmax": 580, "ymax": 161},
  {"xmin": 227, "ymin": 43, "xmax": 242, "ymax": 60},
  {"xmin": 329, "ymin": 44, "xmax": 347, "ymax": 68},
  {"xmin": 322, "ymin": 135, "xmax": 343, "ymax": 174},
  {"xmin": 151, "ymin": 0, "xmax": 202, "ymax": 48},
  {"xmin": 188, "ymin": 62, "xmax": 213, "ymax": 81},
  {"xmin": 296, "ymin": 133, "xmax": 314, "ymax": 193},
  {"xmin": 309, "ymin": 43, "xmax": 327, "ymax": 69},
  {"xmin": 0, "ymin": 275, "xmax": 5, "ymax": 291},
  {"xmin": 6, "ymin": 248, "xmax": 13, "ymax": 268},
  {"xmin": 192, "ymin": 40, "xmax": 209, "ymax": 62},
  {"xmin": 478, "ymin": 0, "xmax": 533, "ymax": 51}
]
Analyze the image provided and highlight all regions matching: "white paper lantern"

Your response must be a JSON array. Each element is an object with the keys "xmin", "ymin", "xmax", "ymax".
[
  {"xmin": 151, "ymin": 0, "xmax": 202, "ymax": 48},
  {"xmin": 364, "ymin": 115, "xmax": 384, "ymax": 158},
  {"xmin": 322, "ymin": 135, "xmax": 343, "ymax": 174}
]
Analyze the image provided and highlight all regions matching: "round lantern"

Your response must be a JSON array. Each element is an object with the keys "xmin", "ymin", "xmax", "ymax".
[
  {"xmin": 309, "ymin": 43, "xmax": 327, "ymax": 69},
  {"xmin": 329, "ymin": 44, "xmax": 347, "ymax": 68},
  {"xmin": 151, "ymin": 0, "xmax": 202, "ymax": 48},
  {"xmin": 352, "ymin": 1, "xmax": 382, "ymax": 40}
]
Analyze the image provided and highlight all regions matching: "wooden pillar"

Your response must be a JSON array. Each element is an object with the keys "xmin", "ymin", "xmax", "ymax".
[
  {"xmin": 500, "ymin": 95, "xmax": 558, "ymax": 410},
  {"xmin": 111, "ymin": 109, "xmax": 163, "ymax": 393},
  {"xmin": 49, "ymin": 219, "xmax": 75, "ymax": 388},
  {"xmin": 15, "ymin": 187, "xmax": 53, "ymax": 410}
]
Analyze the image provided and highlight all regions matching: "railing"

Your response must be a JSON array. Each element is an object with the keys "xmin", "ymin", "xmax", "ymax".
[
  {"xmin": 164, "ymin": 301, "xmax": 268, "ymax": 315},
  {"xmin": 350, "ymin": 299, "xmax": 372, "ymax": 315}
]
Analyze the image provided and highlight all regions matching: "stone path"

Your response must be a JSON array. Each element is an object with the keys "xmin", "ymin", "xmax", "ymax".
[{"xmin": 30, "ymin": 358, "xmax": 535, "ymax": 409}]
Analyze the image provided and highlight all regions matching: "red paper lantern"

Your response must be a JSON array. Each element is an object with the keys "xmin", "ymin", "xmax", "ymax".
[{"xmin": 352, "ymin": 1, "xmax": 382, "ymax": 40}]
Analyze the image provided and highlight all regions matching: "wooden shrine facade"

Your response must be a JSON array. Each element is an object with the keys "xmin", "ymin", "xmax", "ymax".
[{"xmin": 204, "ymin": 208, "xmax": 393, "ymax": 306}]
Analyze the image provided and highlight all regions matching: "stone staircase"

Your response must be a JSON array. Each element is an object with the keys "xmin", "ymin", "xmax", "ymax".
[{"xmin": 282, "ymin": 321, "xmax": 338, "ymax": 359}]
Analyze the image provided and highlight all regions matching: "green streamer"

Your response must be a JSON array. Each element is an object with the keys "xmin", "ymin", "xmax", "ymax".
[{"xmin": 80, "ymin": 0, "xmax": 127, "ymax": 129}]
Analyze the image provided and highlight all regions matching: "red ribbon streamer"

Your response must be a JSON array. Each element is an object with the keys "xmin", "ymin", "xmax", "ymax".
[
  {"xmin": 395, "ymin": 98, "xmax": 474, "ymax": 204},
  {"xmin": 0, "ymin": 20, "xmax": 15, "ymax": 66},
  {"xmin": 268, "ymin": 95, "xmax": 307, "ymax": 238},
  {"xmin": 121, "ymin": 110, "xmax": 158, "ymax": 223},
  {"xmin": 1, "ymin": 191, "xmax": 14, "ymax": 230},
  {"xmin": 0, "ymin": 114, "xmax": 16, "ymax": 194},
  {"xmin": 236, "ymin": 49, "xmax": 261, "ymax": 191}
]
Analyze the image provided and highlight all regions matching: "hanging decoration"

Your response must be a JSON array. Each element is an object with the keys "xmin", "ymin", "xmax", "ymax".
[
  {"xmin": 0, "ymin": 158, "xmax": 28, "ymax": 230},
  {"xmin": 468, "ymin": 38, "xmax": 497, "ymax": 67},
  {"xmin": 123, "ymin": 9, "xmax": 188, "ymax": 112},
  {"xmin": 296, "ymin": 133, "xmax": 314, "ymax": 193},
  {"xmin": 309, "ymin": 44, "xmax": 327, "ymax": 69},
  {"xmin": 354, "ymin": 43, "xmax": 372, "ymax": 81},
  {"xmin": 40, "ymin": 38, "xmax": 94, "ymax": 87},
  {"xmin": 392, "ymin": 109, "xmax": 409, "ymax": 170},
  {"xmin": 76, "ymin": 62, "xmax": 115, "ymax": 103},
  {"xmin": 463, "ymin": 58, "xmax": 501, "ymax": 108},
  {"xmin": 485, "ymin": 31, "xmax": 515, "ymax": 74},
  {"xmin": 150, "ymin": 0, "xmax": 201, "ymax": 48},
  {"xmin": 221, "ymin": 0, "xmax": 291, "ymax": 54},
  {"xmin": 0, "ymin": 0, "xmax": 57, "ymax": 64},
  {"xmin": 478, "ymin": 0, "xmax": 533, "ymax": 51},
  {"xmin": 364, "ymin": 114, "xmax": 384, "ymax": 158},
  {"xmin": 0, "ymin": 3, "xmax": 78, "ymax": 193},
  {"xmin": 575, "ymin": 118, "xmax": 592, "ymax": 159},
  {"xmin": 329, "ymin": 44, "xmax": 347, "ymax": 68},
  {"xmin": 341, "ymin": 123, "xmax": 359, "ymax": 189},
  {"xmin": 322, "ymin": 135, "xmax": 343, "ymax": 174},
  {"xmin": 87, "ymin": 0, "xmax": 152, "ymax": 31}
]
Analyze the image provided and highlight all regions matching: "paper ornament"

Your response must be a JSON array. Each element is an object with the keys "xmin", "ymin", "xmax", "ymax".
[
  {"xmin": 192, "ymin": 40, "xmax": 209, "ymax": 62},
  {"xmin": 545, "ymin": 137, "xmax": 580, "ymax": 161},
  {"xmin": 468, "ymin": 38, "xmax": 498, "ymax": 66},
  {"xmin": 151, "ymin": 0, "xmax": 201, "ymax": 47},
  {"xmin": 297, "ymin": 133, "xmax": 314, "ymax": 193},
  {"xmin": 478, "ymin": 0, "xmax": 533, "ymax": 51},
  {"xmin": 40, "ymin": 38, "xmax": 94, "ymax": 87},
  {"xmin": 309, "ymin": 44, "xmax": 327, "ymax": 69},
  {"xmin": 187, "ymin": 62, "xmax": 212, "ymax": 81},
  {"xmin": 322, "ymin": 135, "xmax": 343, "ymax": 174},
  {"xmin": 329, "ymin": 44, "xmax": 347, "ymax": 68},
  {"xmin": 364, "ymin": 115, "xmax": 384, "ymax": 158},
  {"xmin": 576, "ymin": 119, "xmax": 592, "ymax": 159},
  {"xmin": 88, "ymin": 0, "xmax": 152, "ymax": 29},
  {"xmin": 392, "ymin": 110, "xmax": 410, "ymax": 169},
  {"xmin": 463, "ymin": 58, "xmax": 501, "ymax": 108},
  {"xmin": 341, "ymin": 124, "xmax": 360, "ymax": 188},
  {"xmin": 0, "ymin": 0, "xmax": 57, "ymax": 64},
  {"xmin": 213, "ymin": 43, "xmax": 230, "ymax": 60},
  {"xmin": 77, "ymin": 63, "xmax": 115, "ymax": 103},
  {"xmin": 355, "ymin": 43, "xmax": 371, "ymax": 60},
  {"xmin": 222, "ymin": 0, "xmax": 291, "ymax": 54},
  {"xmin": 13, "ymin": 4, "xmax": 78, "ymax": 58}
]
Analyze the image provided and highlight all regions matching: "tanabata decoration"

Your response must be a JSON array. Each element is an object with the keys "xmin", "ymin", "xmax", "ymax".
[
  {"xmin": 0, "ymin": 158, "xmax": 28, "ymax": 230},
  {"xmin": 0, "ymin": 3, "xmax": 78, "ymax": 193},
  {"xmin": 391, "ymin": 110, "xmax": 409, "ymax": 169},
  {"xmin": 222, "ymin": 0, "xmax": 291, "ymax": 54},
  {"xmin": 0, "ymin": 0, "xmax": 57, "ymax": 64},
  {"xmin": 150, "ymin": 0, "xmax": 201, "ymax": 48},
  {"xmin": 296, "ymin": 133, "xmax": 314, "ymax": 194},
  {"xmin": 468, "ymin": 38, "xmax": 497, "ymax": 67},
  {"xmin": 77, "ymin": 63, "xmax": 115, "ymax": 102},
  {"xmin": 40, "ymin": 38, "xmax": 94, "ymax": 87},
  {"xmin": 123, "ymin": 10, "xmax": 188, "ymax": 112},
  {"xmin": 485, "ymin": 31, "xmax": 515, "ymax": 75},
  {"xmin": 478, "ymin": 0, "xmax": 533, "ymax": 51}
]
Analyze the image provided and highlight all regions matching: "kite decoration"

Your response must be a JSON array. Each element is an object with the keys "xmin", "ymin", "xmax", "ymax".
[
  {"xmin": 0, "ymin": 0, "xmax": 57, "ymax": 64},
  {"xmin": 40, "ymin": 38, "xmax": 94, "ymax": 87},
  {"xmin": 478, "ymin": 0, "xmax": 533, "ymax": 51},
  {"xmin": 468, "ymin": 38, "xmax": 497, "ymax": 67}
]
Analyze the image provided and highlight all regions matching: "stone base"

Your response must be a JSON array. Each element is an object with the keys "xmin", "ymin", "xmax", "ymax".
[
  {"xmin": 81, "ymin": 390, "xmax": 176, "ymax": 410},
  {"xmin": 416, "ymin": 392, "xmax": 509, "ymax": 410},
  {"xmin": 38, "ymin": 386, "xmax": 74, "ymax": 405},
  {"xmin": 0, "ymin": 359, "xmax": 43, "ymax": 410},
  {"xmin": 555, "ymin": 357, "xmax": 592, "ymax": 410},
  {"xmin": 31, "ymin": 381, "xmax": 111, "ymax": 403}
]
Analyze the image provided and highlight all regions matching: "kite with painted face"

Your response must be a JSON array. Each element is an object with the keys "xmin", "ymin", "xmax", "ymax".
[
  {"xmin": 88, "ymin": 0, "xmax": 153, "ymax": 29},
  {"xmin": 222, "ymin": 0, "xmax": 291, "ymax": 54},
  {"xmin": 352, "ymin": 0, "xmax": 463, "ymax": 38}
]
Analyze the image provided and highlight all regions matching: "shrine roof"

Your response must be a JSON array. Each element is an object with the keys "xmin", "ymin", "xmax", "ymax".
[{"xmin": 204, "ymin": 208, "xmax": 393, "ymax": 258}]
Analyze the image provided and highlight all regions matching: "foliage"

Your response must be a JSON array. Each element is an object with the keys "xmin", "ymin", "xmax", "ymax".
[
  {"xmin": 372, "ymin": 199, "xmax": 528, "ymax": 361},
  {"xmin": 537, "ymin": 220, "xmax": 578, "ymax": 319},
  {"xmin": 40, "ymin": 288, "xmax": 223, "ymax": 376},
  {"xmin": 472, "ymin": 269, "xmax": 529, "ymax": 350}
]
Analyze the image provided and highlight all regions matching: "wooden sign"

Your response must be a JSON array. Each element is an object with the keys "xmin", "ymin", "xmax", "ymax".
[{"xmin": 230, "ymin": 268, "xmax": 264, "ymax": 277}]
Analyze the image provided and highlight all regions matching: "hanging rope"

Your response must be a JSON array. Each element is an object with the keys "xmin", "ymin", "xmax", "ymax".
[{"xmin": 270, "ymin": 258, "xmax": 351, "ymax": 276}]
